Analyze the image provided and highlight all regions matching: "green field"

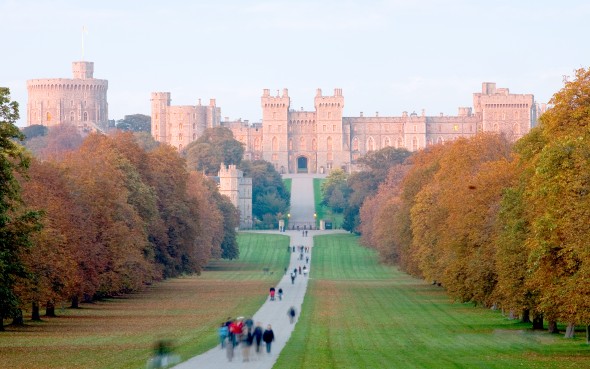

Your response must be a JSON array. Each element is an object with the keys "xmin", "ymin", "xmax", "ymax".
[
  {"xmin": 313, "ymin": 178, "xmax": 344, "ymax": 229},
  {"xmin": 0, "ymin": 232, "xmax": 290, "ymax": 369},
  {"xmin": 274, "ymin": 233, "xmax": 590, "ymax": 369}
]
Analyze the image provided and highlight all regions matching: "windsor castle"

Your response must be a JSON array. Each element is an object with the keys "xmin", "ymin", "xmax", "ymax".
[{"xmin": 27, "ymin": 61, "xmax": 540, "ymax": 175}]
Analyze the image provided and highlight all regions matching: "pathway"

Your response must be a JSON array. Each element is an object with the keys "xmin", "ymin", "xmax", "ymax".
[{"xmin": 171, "ymin": 174, "xmax": 324, "ymax": 369}]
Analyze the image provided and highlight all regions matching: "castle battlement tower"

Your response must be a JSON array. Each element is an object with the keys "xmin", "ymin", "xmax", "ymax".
[
  {"xmin": 261, "ymin": 88, "xmax": 290, "ymax": 172},
  {"xmin": 26, "ymin": 61, "xmax": 109, "ymax": 132}
]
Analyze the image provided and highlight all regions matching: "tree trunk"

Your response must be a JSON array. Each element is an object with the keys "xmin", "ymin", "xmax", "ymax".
[
  {"xmin": 564, "ymin": 322, "xmax": 575, "ymax": 338},
  {"xmin": 31, "ymin": 302, "xmax": 41, "ymax": 321},
  {"xmin": 71, "ymin": 295, "xmax": 79, "ymax": 309},
  {"xmin": 532, "ymin": 314, "xmax": 544, "ymax": 330},
  {"xmin": 521, "ymin": 309, "xmax": 531, "ymax": 324},
  {"xmin": 586, "ymin": 325, "xmax": 590, "ymax": 344},
  {"xmin": 11, "ymin": 309, "xmax": 24, "ymax": 326},
  {"xmin": 548, "ymin": 320, "xmax": 559, "ymax": 334},
  {"xmin": 45, "ymin": 301, "xmax": 56, "ymax": 317}
]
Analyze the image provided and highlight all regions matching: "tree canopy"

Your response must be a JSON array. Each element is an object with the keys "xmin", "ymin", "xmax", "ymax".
[
  {"xmin": 115, "ymin": 114, "xmax": 151, "ymax": 132},
  {"xmin": 183, "ymin": 127, "xmax": 244, "ymax": 175}
]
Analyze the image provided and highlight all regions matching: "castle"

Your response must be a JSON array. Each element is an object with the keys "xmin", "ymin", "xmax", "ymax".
[
  {"xmin": 26, "ymin": 61, "xmax": 109, "ymax": 132},
  {"xmin": 217, "ymin": 164, "xmax": 253, "ymax": 229},
  {"xmin": 154, "ymin": 83, "xmax": 537, "ymax": 174}
]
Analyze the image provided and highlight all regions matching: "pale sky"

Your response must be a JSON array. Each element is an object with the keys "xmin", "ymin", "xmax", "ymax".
[{"xmin": 2, "ymin": 0, "xmax": 589, "ymax": 127}]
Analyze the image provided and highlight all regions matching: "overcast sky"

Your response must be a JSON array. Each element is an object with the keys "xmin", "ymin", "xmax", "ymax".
[{"xmin": 2, "ymin": 0, "xmax": 589, "ymax": 126}]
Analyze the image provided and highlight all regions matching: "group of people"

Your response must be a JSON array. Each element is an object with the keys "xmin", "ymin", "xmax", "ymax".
[{"xmin": 219, "ymin": 317, "xmax": 275, "ymax": 362}]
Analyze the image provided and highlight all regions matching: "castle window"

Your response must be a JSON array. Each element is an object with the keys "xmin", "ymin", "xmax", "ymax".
[
  {"xmin": 412, "ymin": 137, "xmax": 418, "ymax": 151},
  {"xmin": 272, "ymin": 136, "xmax": 278, "ymax": 151},
  {"xmin": 179, "ymin": 123, "xmax": 183, "ymax": 130},
  {"xmin": 83, "ymin": 112, "xmax": 88, "ymax": 122},
  {"xmin": 328, "ymin": 112, "xmax": 332, "ymax": 119},
  {"xmin": 352, "ymin": 137, "xmax": 359, "ymax": 151},
  {"xmin": 367, "ymin": 137, "xmax": 374, "ymax": 151},
  {"xmin": 254, "ymin": 137, "xmax": 261, "ymax": 151},
  {"xmin": 155, "ymin": 113, "xmax": 158, "ymax": 120},
  {"xmin": 384, "ymin": 137, "xmax": 391, "ymax": 147},
  {"xmin": 179, "ymin": 133, "xmax": 183, "ymax": 140},
  {"xmin": 453, "ymin": 124, "xmax": 459, "ymax": 132},
  {"xmin": 327, "ymin": 136, "xmax": 333, "ymax": 151},
  {"xmin": 46, "ymin": 112, "xmax": 52, "ymax": 122}
]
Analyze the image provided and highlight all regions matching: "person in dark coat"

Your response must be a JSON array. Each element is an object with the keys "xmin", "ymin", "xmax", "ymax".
[
  {"xmin": 253, "ymin": 322, "xmax": 263, "ymax": 353},
  {"xmin": 262, "ymin": 324, "xmax": 275, "ymax": 353}
]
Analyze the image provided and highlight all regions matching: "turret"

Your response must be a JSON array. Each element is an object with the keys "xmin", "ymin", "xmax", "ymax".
[{"xmin": 151, "ymin": 92, "xmax": 171, "ymax": 142}]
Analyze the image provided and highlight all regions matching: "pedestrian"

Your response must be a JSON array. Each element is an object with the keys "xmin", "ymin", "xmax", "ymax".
[
  {"xmin": 306, "ymin": 256, "xmax": 309, "ymax": 264},
  {"xmin": 269, "ymin": 287, "xmax": 276, "ymax": 301},
  {"xmin": 290, "ymin": 272, "xmax": 296, "ymax": 284},
  {"xmin": 253, "ymin": 322, "xmax": 263, "ymax": 353},
  {"xmin": 262, "ymin": 324, "xmax": 275, "ymax": 353},
  {"xmin": 287, "ymin": 245, "xmax": 291, "ymax": 252},
  {"xmin": 298, "ymin": 266, "xmax": 302, "ymax": 275},
  {"xmin": 242, "ymin": 329, "xmax": 253, "ymax": 362},
  {"xmin": 218, "ymin": 322, "xmax": 228, "ymax": 349},
  {"xmin": 292, "ymin": 246, "xmax": 295, "ymax": 252},
  {"xmin": 278, "ymin": 288, "xmax": 283, "ymax": 301},
  {"xmin": 303, "ymin": 265, "xmax": 308, "ymax": 277},
  {"xmin": 288, "ymin": 306, "xmax": 296, "ymax": 324}
]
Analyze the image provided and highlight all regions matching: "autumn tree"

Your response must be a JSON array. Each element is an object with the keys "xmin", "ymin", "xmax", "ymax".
[
  {"xmin": 0, "ymin": 88, "xmax": 42, "ymax": 330},
  {"xmin": 521, "ymin": 68, "xmax": 590, "ymax": 337}
]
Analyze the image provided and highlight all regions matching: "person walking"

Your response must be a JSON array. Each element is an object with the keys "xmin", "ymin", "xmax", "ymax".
[
  {"xmin": 269, "ymin": 287, "xmax": 276, "ymax": 301},
  {"xmin": 288, "ymin": 306, "xmax": 296, "ymax": 324},
  {"xmin": 253, "ymin": 322, "xmax": 263, "ymax": 353},
  {"xmin": 218, "ymin": 322, "xmax": 228, "ymax": 349},
  {"xmin": 278, "ymin": 288, "xmax": 283, "ymax": 301},
  {"xmin": 262, "ymin": 324, "xmax": 275, "ymax": 353},
  {"xmin": 290, "ymin": 271, "xmax": 296, "ymax": 284}
]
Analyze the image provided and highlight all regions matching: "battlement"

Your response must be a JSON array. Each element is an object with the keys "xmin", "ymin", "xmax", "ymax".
[{"xmin": 72, "ymin": 61, "xmax": 94, "ymax": 79}]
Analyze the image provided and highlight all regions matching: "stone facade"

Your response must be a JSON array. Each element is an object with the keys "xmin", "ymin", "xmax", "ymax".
[
  {"xmin": 230, "ymin": 83, "xmax": 536, "ymax": 174},
  {"xmin": 150, "ymin": 93, "xmax": 221, "ymax": 151},
  {"xmin": 218, "ymin": 163, "xmax": 253, "ymax": 229},
  {"xmin": 152, "ymin": 83, "xmax": 536, "ymax": 174},
  {"xmin": 26, "ymin": 61, "xmax": 109, "ymax": 132}
]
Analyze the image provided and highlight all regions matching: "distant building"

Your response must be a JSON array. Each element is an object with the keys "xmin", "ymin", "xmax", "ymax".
[
  {"xmin": 26, "ymin": 61, "xmax": 109, "ymax": 132},
  {"xmin": 152, "ymin": 83, "xmax": 537, "ymax": 174},
  {"xmin": 150, "ymin": 93, "xmax": 221, "ymax": 151},
  {"xmin": 218, "ymin": 163, "xmax": 252, "ymax": 229}
]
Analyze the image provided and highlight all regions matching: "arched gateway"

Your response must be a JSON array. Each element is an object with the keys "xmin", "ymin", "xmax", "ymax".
[{"xmin": 297, "ymin": 156, "xmax": 308, "ymax": 173}]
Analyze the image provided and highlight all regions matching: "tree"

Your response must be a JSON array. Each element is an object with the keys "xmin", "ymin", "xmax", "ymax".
[
  {"xmin": 239, "ymin": 160, "xmax": 290, "ymax": 228},
  {"xmin": 321, "ymin": 168, "xmax": 349, "ymax": 212},
  {"xmin": 21, "ymin": 124, "xmax": 48, "ymax": 140},
  {"xmin": 184, "ymin": 127, "xmax": 244, "ymax": 175},
  {"xmin": 521, "ymin": 68, "xmax": 590, "ymax": 336},
  {"xmin": 24, "ymin": 123, "xmax": 83, "ymax": 161},
  {"xmin": 0, "ymin": 88, "xmax": 42, "ymax": 330},
  {"xmin": 116, "ymin": 114, "xmax": 151, "ymax": 132}
]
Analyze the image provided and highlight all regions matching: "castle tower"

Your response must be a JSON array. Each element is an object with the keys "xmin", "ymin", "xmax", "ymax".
[
  {"xmin": 261, "ymin": 88, "xmax": 290, "ymax": 173},
  {"xmin": 218, "ymin": 163, "xmax": 252, "ymax": 229},
  {"xmin": 27, "ymin": 61, "xmax": 108, "ymax": 132},
  {"xmin": 314, "ymin": 88, "xmax": 345, "ymax": 174},
  {"xmin": 150, "ymin": 92, "xmax": 171, "ymax": 143},
  {"xmin": 473, "ymin": 82, "xmax": 535, "ymax": 140}
]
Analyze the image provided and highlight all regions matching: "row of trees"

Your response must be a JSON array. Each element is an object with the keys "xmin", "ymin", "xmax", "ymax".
[
  {"xmin": 359, "ymin": 68, "xmax": 590, "ymax": 338},
  {"xmin": 0, "ymin": 91, "xmax": 240, "ymax": 330}
]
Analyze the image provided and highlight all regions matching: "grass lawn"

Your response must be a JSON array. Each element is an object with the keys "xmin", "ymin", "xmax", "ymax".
[
  {"xmin": 0, "ymin": 232, "xmax": 290, "ymax": 369},
  {"xmin": 313, "ymin": 178, "xmax": 344, "ymax": 229},
  {"xmin": 274, "ymin": 233, "xmax": 590, "ymax": 369}
]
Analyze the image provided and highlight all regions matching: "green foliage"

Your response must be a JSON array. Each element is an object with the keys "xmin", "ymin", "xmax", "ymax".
[
  {"xmin": 183, "ymin": 127, "xmax": 244, "ymax": 175},
  {"xmin": 239, "ymin": 160, "xmax": 290, "ymax": 228},
  {"xmin": 115, "ymin": 114, "xmax": 151, "ymax": 132},
  {"xmin": 20, "ymin": 124, "xmax": 48, "ymax": 140},
  {"xmin": 0, "ymin": 88, "xmax": 42, "ymax": 330},
  {"xmin": 320, "ymin": 168, "xmax": 349, "ymax": 212}
]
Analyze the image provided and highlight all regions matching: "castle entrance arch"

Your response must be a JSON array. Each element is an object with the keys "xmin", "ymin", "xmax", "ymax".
[{"xmin": 297, "ymin": 156, "xmax": 308, "ymax": 173}]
